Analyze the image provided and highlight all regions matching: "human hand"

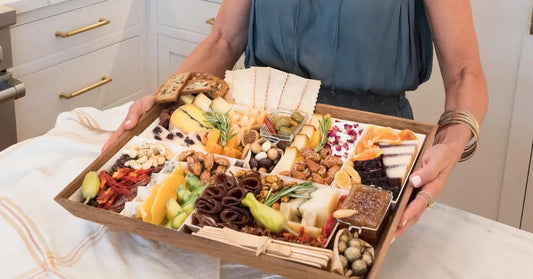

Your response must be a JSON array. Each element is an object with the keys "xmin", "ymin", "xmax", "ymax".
[
  {"xmin": 393, "ymin": 140, "xmax": 463, "ymax": 239},
  {"xmin": 101, "ymin": 95, "xmax": 156, "ymax": 152}
]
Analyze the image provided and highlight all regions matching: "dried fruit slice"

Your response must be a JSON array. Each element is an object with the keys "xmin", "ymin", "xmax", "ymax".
[
  {"xmin": 309, "ymin": 129, "xmax": 321, "ymax": 149},
  {"xmin": 242, "ymin": 130, "xmax": 260, "ymax": 146},
  {"xmin": 398, "ymin": 129, "xmax": 417, "ymax": 141},
  {"xmin": 352, "ymin": 146, "xmax": 383, "ymax": 161},
  {"xmin": 335, "ymin": 170, "xmax": 352, "ymax": 190},
  {"xmin": 376, "ymin": 132, "xmax": 401, "ymax": 144}
]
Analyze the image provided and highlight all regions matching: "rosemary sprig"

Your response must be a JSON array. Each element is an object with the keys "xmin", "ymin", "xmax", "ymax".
[
  {"xmin": 264, "ymin": 182, "xmax": 316, "ymax": 207},
  {"xmin": 314, "ymin": 115, "xmax": 330, "ymax": 152},
  {"xmin": 204, "ymin": 106, "xmax": 237, "ymax": 147}
]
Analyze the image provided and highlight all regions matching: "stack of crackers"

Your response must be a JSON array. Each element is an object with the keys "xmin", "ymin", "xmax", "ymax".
[{"xmin": 155, "ymin": 72, "xmax": 230, "ymax": 103}]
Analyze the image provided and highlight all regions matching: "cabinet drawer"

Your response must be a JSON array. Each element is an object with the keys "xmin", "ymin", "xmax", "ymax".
[
  {"xmin": 11, "ymin": 0, "xmax": 140, "ymax": 66},
  {"xmin": 15, "ymin": 37, "xmax": 141, "ymax": 140},
  {"xmin": 157, "ymin": 0, "xmax": 220, "ymax": 35},
  {"xmin": 157, "ymin": 34, "xmax": 198, "ymax": 84}
]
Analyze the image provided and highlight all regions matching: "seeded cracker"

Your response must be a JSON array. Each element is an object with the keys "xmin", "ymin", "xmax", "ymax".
[{"xmin": 155, "ymin": 72, "xmax": 192, "ymax": 103}]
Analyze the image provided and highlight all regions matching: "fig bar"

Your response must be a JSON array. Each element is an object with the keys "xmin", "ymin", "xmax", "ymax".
[{"xmin": 335, "ymin": 185, "xmax": 391, "ymax": 229}]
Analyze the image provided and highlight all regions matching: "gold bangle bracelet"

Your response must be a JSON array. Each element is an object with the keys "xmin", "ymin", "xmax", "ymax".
[{"xmin": 437, "ymin": 109, "xmax": 480, "ymax": 162}]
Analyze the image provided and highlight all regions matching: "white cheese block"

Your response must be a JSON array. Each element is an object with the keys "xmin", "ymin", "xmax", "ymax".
[
  {"xmin": 193, "ymin": 93, "xmax": 212, "ymax": 112},
  {"xmin": 298, "ymin": 187, "xmax": 339, "ymax": 228},
  {"xmin": 123, "ymin": 201, "xmax": 142, "ymax": 217}
]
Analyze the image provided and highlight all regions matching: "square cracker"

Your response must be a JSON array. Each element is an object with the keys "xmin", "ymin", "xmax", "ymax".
[
  {"xmin": 155, "ymin": 72, "xmax": 192, "ymax": 103},
  {"xmin": 182, "ymin": 72, "xmax": 229, "ymax": 98}
]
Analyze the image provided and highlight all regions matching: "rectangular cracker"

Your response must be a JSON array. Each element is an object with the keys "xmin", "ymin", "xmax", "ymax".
[{"xmin": 155, "ymin": 72, "xmax": 192, "ymax": 103}]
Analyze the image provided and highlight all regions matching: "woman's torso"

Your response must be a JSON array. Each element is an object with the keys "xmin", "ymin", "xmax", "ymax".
[{"xmin": 244, "ymin": 0, "xmax": 433, "ymax": 117}]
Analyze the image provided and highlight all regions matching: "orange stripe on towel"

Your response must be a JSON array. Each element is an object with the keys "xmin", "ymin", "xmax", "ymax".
[
  {"xmin": 76, "ymin": 109, "xmax": 102, "ymax": 130},
  {"xmin": 0, "ymin": 199, "xmax": 70, "ymax": 279},
  {"xmin": 0, "ymin": 205, "xmax": 45, "ymax": 269},
  {"xmin": 2, "ymin": 198, "xmax": 56, "ymax": 268},
  {"xmin": 55, "ymin": 226, "xmax": 106, "ymax": 266}
]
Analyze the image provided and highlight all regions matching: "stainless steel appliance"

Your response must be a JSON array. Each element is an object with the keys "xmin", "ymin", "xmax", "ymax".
[{"xmin": 0, "ymin": 5, "xmax": 25, "ymax": 150}]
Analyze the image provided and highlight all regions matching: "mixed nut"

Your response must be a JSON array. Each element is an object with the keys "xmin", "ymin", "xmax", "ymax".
[
  {"xmin": 280, "ymin": 147, "xmax": 343, "ymax": 185},
  {"xmin": 121, "ymin": 142, "xmax": 172, "ymax": 170},
  {"xmin": 248, "ymin": 139, "xmax": 282, "ymax": 173},
  {"xmin": 178, "ymin": 150, "xmax": 230, "ymax": 185}
]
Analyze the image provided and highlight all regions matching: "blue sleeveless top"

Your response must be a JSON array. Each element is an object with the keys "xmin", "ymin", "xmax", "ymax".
[{"xmin": 244, "ymin": 0, "xmax": 433, "ymax": 118}]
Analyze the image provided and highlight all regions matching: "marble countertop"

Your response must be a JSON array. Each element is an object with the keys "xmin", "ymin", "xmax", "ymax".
[
  {"xmin": 378, "ymin": 202, "xmax": 533, "ymax": 278},
  {"xmin": 0, "ymin": 0, "xmax": 71, "ymax": 14}
]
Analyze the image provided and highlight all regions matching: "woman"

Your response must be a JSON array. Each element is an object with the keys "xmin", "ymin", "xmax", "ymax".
[{"xmin": 104, "ymin": 0, "xmax": 488, "ymax": 239}]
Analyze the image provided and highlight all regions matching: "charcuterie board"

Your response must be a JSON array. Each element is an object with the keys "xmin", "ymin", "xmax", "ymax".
[{"xmin": 55, "ymin": 68, "xmax": 437, "ymax": 278}]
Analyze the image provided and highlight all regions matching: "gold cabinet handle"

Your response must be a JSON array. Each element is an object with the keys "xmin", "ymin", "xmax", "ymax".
[
  {"xmin": 59, "ymin": 76, "xmax": 112, "ymax": 99},
  {"xmin": 55, "ymin": 18, "xmax": 110, "ymax": 38},
  {"xmin": 206, "ymin": 17, "xmax": 215, "ymax": 26}
]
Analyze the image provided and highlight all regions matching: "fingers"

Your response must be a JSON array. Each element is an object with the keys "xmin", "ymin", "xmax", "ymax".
[
  {"xmin": 394, "ymin": 194, "xmax": 427, "ymax": 238},
  {"xmin": 394, "ymin": 173, "xmax": 444, "ymax": 239},
  {"xmin": 101, "ymin": 122, "xmax": 125, "ymax": 152},
  {"xmin": 123, "ymin": 102, "xmax": 143, "ymax": 131},
  {"xmin": 409, "ymin": 148, "xmax": 446, "ymax": 188},
  {"xmin": 101, "ymin": 96, "xmax": 157, "ymax": 153}
]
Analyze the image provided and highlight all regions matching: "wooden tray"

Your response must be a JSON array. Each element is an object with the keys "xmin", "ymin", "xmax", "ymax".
[{"xmin": 54, "ymin": 103, "xmax": 437, "ymax": 279}]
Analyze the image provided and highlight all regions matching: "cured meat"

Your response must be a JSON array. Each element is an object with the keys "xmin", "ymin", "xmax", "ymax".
[
  {"xmin": 192, "ymin": 212, "xmax": 221, "ymax": 227},
  {"xmin": 213, "ymin": 173, "xmax": 237, "ymax": 189},
  {"xmin": 222, "ymin": 187, "xmax": 247, "ymax": 207},
  {"xmin": 239, "ymin": 177, "xmax": 262, "ymax": 196},
  {"xmin": 195, "ymin": 196, "xmax": 224, "ymax": 215},
  {"xmin": 220, "ymin": 206, "xmax": 252, "ymax": 226},
  {"xmin": 203, "ymin": 185, "xmax": 227, "ymax": 201}
]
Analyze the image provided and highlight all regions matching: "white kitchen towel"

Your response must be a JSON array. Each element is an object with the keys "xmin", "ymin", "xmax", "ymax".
[{"xmin": 0, "ymin": 104, "xmax": 225, "ymax": 279}]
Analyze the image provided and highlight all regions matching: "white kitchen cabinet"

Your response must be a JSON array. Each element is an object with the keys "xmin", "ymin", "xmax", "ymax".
[
  {"xmin": 11, "ymin": 0, "xmax": 140, "ymax": 67},
  {"xmin": 15, "ymin": 37, "xmax": 142, "ymax": 140},
  {"xmin": 156, "ymin": 0, "xmax": 220, "ymax": 36},
  {"xmin": 157, "ymin": 34, "xmax": 198, "ymax": 85},
  {"xmin": 10, "ymin": 0, "xmax": 147, "ymax": 141}
]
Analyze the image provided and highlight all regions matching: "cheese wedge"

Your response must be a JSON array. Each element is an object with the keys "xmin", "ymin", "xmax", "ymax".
[{"xmin": 169, "ymin": 104, "xmax": 211, "ymax": 134}]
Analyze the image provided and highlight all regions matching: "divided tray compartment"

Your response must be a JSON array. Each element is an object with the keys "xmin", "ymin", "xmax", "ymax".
[
  {"xmin": 183, "ymin": 165, "xmax": 339, "ymax": 249},
  {"xmin": 260, "ymin": 109, "xmax": 308, "ymax": 146},
  {"xmin": 55, "ymin": 103, "xmax": 437, "ymax": 279}
]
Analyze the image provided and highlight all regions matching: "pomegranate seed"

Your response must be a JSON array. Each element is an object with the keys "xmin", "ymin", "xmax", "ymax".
[
  {"xmin": 343, "ymin": 142, "xmax": 349, "ymax": 149},
  {"xmin": 336, "ymin": 145, "xmax": 342, "ymax": 152}
]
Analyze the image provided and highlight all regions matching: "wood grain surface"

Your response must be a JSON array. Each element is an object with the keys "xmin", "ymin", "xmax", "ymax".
[{"xmin": 55, "ymin": 103, "xmax": 437, "ymax": 279}]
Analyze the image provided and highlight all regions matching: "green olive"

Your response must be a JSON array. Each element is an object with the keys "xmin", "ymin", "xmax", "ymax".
[
  {"xmin": 278, "ymin": 126, "xmax": 293, "ymax": 136},
  {"xmin": 291, "ymin": 112, "xmax": 305, "ymax": 123}
]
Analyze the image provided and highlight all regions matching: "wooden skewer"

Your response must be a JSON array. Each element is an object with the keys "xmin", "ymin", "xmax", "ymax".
[
  {"xmin": 195, "ymin": 227, "xmax": 330, "ymax": 268},
  {"xmin": 193, "ymin": 231, "xmax": 325, "ymax": 268}
]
